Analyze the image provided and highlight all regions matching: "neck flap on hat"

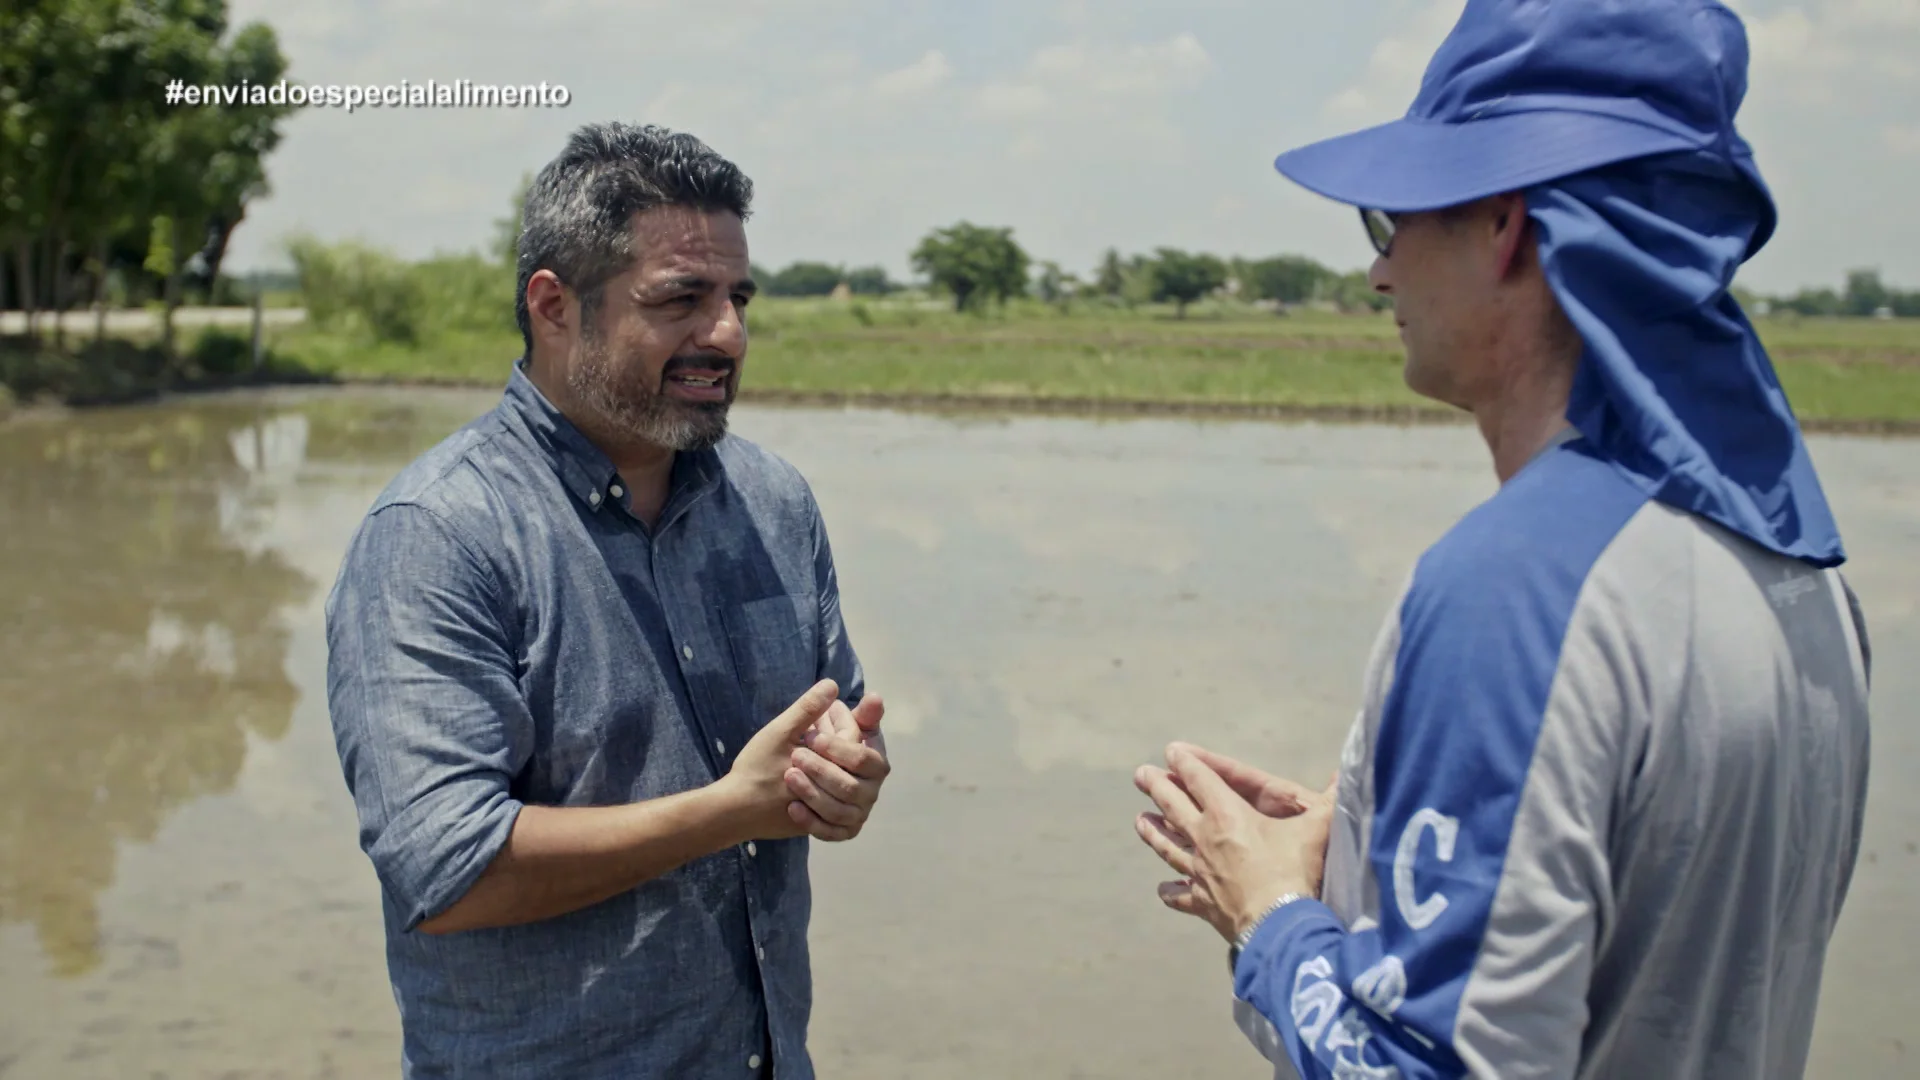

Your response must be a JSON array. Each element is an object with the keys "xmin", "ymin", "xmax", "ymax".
[{"xmin": 1528, "ymin": 151, "xmax": 1845, "ymax": 569}]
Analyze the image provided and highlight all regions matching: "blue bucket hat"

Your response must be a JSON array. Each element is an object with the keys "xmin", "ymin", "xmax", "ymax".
[
  {"xmin": 1274, "ymin": 0, "xmax": 1845, "ymax": 568},
  {"xmin": 1276, "ymin": 0, "xmax": 1777, "ymax": 257}
]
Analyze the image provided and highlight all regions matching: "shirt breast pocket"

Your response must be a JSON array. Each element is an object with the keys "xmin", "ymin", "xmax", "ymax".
[{"xmin": 721, "ymin": 592, "xmax": 821, "ymax": 727}]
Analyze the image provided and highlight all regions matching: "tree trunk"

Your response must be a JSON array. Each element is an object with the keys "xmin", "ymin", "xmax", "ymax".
[
  {"xmin": 51, "ymin": 235, "xmax": 72, "ymax": 350},
  {"xmin": 202, "ymin": 214, "xmax": 240, "ymax": 288},
  {"xmin": 93, "ymin": 237, "xmax": 110, "ymax": 342},
  {"xmin": 15, "ymin": 243, "xmax": 38, "ymax": 338},
  {"xmin": 162, "ymin": 220, "xmax": 188, "ymax": 355}
]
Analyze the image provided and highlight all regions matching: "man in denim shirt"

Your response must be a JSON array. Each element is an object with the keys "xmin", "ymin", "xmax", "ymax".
[{"xmin": 324, "ymin": 122, "xmax": 890, "ymax": 1079}]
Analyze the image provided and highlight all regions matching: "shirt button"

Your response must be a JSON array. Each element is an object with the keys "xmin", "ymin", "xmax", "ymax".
[
  {"xmin": 757, "ymin": 945, "xmax": 766, "ymax": 961},
  {"xmin": 747, "ymin": 1054, "xmax": 762, "ymax": 1070},
  {"xmin": 610, "ymin": 483, "xmax": 624, "ymax": 499},
  {"xmin": 588, "ymin": 490, "xmax": 602, "ymax": 507},
  {"xmin": 746, "ymin": 842, "xmax": 757, "ymax": 857},
  {"xmin": 682, "ymin": 644, "xmax": 694, "ymax": 661},
  {"xmin": 715, "ymin": 738, "xmax": 727, "ymax": 756}
]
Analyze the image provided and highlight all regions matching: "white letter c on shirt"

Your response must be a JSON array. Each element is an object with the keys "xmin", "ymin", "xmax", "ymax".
[{"xmin": 1394, "ymin": 808, "xmax": 1458, "ymax": 931}]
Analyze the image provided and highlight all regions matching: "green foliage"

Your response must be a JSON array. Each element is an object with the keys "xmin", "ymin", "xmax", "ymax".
[
  {"xmin": 493, "ymin": 171, "xmax": 532, "ymax": 269},
  {"xmin": 911, "ymin": 222, "xmax": 1030, "ymax": 313},
  {"xmin": 0, "ymin": 0, "xmax": 291, "ymax": 346},
  {"xmin": 1034, "ymin": 261, "xmax": 1080, "ymax": 310},
  {"xmin": 1147, "ymin": 248, "xmax": 1228, "ymax": 317},
  {"xmin": 1327, "ymin": 270, "xmax": 1391, "ymax": 313},
  {"xmin": 1094, "ymin": 249, "xmax": 1127, "ymax": 298},
  {"xmin": 1240, "ymin": 255, "xmax": 1337, "ymax": 305},
  {"xmin": 287, "ymin": 236, "xmax": 426, "ymax": 345},
  {"xmin": 765, "ymin": 261, "xmax": 844, "ymax": 297},
  {"xmin": 1763, "ymin": 269, "xmax": 1920, "ymax": 318},
  {"xmin": 844, "ymin": 265, "xmax": 897, "ymax": 295},
  {"xmin": 288, "ymin": 235, "xmax": 517, "ymax": 346},
  {"xmin": 753, "ymin": 261, "xmax": 897, "ymax": 297}
]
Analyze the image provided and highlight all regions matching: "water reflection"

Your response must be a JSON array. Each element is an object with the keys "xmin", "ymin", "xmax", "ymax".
[
  {"xmin": 0, "ymin": 389, "xmax": 1910, "ymax": 1078},
  {"xmin": 0, "ymin": 405, "xmax": 313, "ymax": 976}
]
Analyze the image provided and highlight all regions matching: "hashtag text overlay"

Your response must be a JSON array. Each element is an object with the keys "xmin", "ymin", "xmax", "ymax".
[{"xmin": 164, "ymin": 79, "xmax": 571, "ymax": 112}]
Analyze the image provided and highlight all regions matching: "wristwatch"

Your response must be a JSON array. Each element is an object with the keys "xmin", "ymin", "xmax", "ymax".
[{"xmin": 1227, "ymin": 892, "xmax": 1311, "ymax": 975}]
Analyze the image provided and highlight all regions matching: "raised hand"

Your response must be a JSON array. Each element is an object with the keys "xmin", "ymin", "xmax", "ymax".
[
  {"xmin": 1133, "ymin": 744, "xmax": 1336, "ymax": 942},
  {"xmin": 718, "ymin": 679, "xmax": 841, "ymax": 842},
  {"xmin": 1170, "ymin": 741, "xmax": 1334, "ymax": 820},
  {"xmin": 784, "ymin": 694, "xmax": 889, "ymax": 842}
]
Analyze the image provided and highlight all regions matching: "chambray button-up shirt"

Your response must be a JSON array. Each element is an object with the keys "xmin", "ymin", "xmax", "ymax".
[{"xmin": 324, "ymin": 363, "xmax": 864, "ymax": 1079}]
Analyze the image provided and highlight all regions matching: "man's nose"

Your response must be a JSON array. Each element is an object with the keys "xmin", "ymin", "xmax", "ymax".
[
  {"xmin": 1368, "ymin": 255, "xmax": 1393, "ymax": 296},
  {"xmin": 699, "ymin": 295, "xmax": 747, "ymax": 356}
]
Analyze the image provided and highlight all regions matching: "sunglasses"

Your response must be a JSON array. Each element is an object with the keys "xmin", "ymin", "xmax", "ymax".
[{"xmin": 1360, "ymin": 208, "xmax": 1397, "ymax": 257}]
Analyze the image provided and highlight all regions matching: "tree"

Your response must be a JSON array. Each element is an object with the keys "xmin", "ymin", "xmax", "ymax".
[
  {"xmin": 844, "ymin": 265, "xmax": 896, "ymax": 296},
  {"xmin": 1328, "ymin": 269, "xmax": 1391, "ymax": 313},
  {"xmin": 1843, "ymin": 269, "xmax": 1890, "ymax": 317},
  {"xmin": 911, "ymin": 222, "xmax": 1030, "ymax": 313},
  {"xmin": 1094, "ymin": 248, "xmax": 1127, "ymax": 298},
  {"xmin": 1034, "ymin": 260, "xmax": 1079, "ymax": 311},
  {"xmin": 0, "ymin": 0, "xmax": 289, "ymax": 351},
  {"xmin": 493, "ymin": 172, "xmax": 532, "ymax": 268},
  {"xmin": 766, "ymin": 261, "xmax": 844, "ymax": 297},
  {"xmin": 1148, "ymin": 248, "xmax": 1227, "ymax": 318},
  {"xmin": 1241, "ymin": 255, "xmax": 1336, "ymax": 305}
]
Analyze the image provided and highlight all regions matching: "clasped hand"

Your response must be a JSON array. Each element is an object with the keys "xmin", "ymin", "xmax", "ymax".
[
  {"xmin": 1132, "ymin": 741, "xmax": 1336, "ymax": 942},
  {"xmin": 725, "ymin": 679, "xmax": 890, "ymax": 844}
]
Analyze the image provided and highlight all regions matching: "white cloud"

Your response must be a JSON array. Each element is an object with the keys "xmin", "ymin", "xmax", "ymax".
[
  {"xmin": 873, "ymin": 50, "xmax": 953, "ymax": 98},
  {"xmin": 1885, "ymin": 124, "xmax": 1920, "ymax": 157},
  {"xmin": 977, "ymin": 33, "xmax": 1211, "ymax": 116},
  {"xmin": 1735, "ymin": 0, "xmax": 1920, "ymax": 105},
  {"xmin": 1321, "ymin": 0, "xmax": 1463, "ymax": 124}
]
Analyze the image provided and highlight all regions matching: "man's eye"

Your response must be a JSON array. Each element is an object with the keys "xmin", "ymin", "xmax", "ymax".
[{"xmin": 732, "ymin": 294, "xmax": 752, "ymax": 309}]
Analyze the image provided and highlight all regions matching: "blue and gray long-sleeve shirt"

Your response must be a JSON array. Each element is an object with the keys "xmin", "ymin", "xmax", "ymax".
[{"xmin": 1234, "ymin": 430, "xmax": 1872, "ymax": 1079}]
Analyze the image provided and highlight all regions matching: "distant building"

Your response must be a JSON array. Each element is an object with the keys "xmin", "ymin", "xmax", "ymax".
[
  {"xmin": 829, "ymin": 282, "xmax": 852, "ymax": 302},
  {"xmin": 1874, "ymin": 306, "xmax": 1894, "ymax": 320}
]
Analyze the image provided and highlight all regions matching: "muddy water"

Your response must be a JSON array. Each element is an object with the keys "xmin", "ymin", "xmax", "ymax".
[{"xmin": 0, "ymin": 388, "xmax": 1912, "ymax": 1078}]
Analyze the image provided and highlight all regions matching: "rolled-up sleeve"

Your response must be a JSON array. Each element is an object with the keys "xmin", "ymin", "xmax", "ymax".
[
  {"xmin": 808, "ymin": 493, "xmax": 866, "ymax": 707},
  {"xmin": 324, "ymin": 502, "xmax": 532, "ymax": 931}
]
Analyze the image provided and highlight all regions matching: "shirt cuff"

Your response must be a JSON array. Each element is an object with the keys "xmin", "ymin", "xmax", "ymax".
[{"xmin": 1232, "ymin": 896, "xmax": 1341, "ymax": 989}]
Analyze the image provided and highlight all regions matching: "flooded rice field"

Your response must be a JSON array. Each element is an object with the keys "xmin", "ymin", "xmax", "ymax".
[{"xmin": 1, "ymin": 386, "xmax": 1913, "ymax": 1078}]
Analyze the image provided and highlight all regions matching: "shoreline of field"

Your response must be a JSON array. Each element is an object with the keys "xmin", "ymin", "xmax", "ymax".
[
  {"xmin": 8, "ymin": 301, "xmax": 1920, "ymax": 436},
  {"xmin": 17, "ymin": 372, "xmax": 1913, "ymax": 438}
]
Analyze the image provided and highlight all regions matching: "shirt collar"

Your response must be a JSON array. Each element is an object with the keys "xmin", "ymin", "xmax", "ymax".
[{"xmin": 501, "ymin": 359, "xmax": 724, "ymax": 519}]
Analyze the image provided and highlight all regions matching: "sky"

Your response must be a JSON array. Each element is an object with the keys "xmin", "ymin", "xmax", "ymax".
[{"xmin": 221, "ymin": 0, "xmax": 1920, "ymax": 295}]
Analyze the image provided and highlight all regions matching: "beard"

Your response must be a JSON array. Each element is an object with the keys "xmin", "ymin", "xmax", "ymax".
[{"xmin": 567, "ymin": 331, "xmax": 734, "ymax": 452}]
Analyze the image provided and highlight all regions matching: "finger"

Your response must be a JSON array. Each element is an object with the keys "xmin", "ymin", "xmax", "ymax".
[
  {"xmin": 850, "ymin": 694, "xmax": 885, "ymax": 734},
  {"xmin": 824, "ymin": 700, "xmax": 860, "ymax": 740},
  {"xmin": 784, "ymin": 766, "xmax": 865, "ymax": 827},
  {"xmin": 1134, "ymin": 812, "xmax": 1195, "ymax": 878},
  {"xmin": 788, "ymin": 800, "xmax": 855, "ymax": 842},
  {"xmin": 1156, "ymin": 878, "xmax": 1210, "ymax": 918},
  {"xmin": 791, "ymin": 747, "xmax": 878, "ymax": 808},
  {"xmin": 773, "ymin": 679, "xmax": 840, "ymax": 741},
  {"xmin": 1133, "ymin": 764, "xmax": 1202, "ymax": 834},
  {"xmin": 1165, "ymin": 745, "xmax": 1240, "ymax": 811},
  {"xmin": 804, "ymin": 733, "xmax": 891, "ymax": 781},
  {"xmin": 1172, "ymin": 742, "xmax": 1316, "ymax": 813}
]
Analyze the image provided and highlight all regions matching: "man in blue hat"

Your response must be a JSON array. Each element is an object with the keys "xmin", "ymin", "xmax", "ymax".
[{"xmin": 1132, "ymin": 1, "xmax": 1873, "ymax": 1077}]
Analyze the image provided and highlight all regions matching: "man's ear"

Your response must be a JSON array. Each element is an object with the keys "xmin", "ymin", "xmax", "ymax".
[
  {"xmin": 1491, "ymin": 192, "xmax": 1532, "ymax": 280},
  {"xmin": 525, "ymin": 269, "xmax": 574, "ymax": 346}
]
